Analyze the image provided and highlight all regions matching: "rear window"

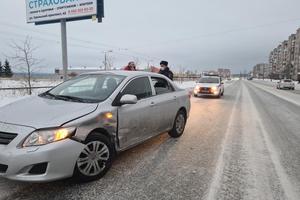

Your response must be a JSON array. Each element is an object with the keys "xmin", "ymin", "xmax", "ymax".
[{"xmin": 198, "ymin": 77, "xmax": 220, "ymax": 84}]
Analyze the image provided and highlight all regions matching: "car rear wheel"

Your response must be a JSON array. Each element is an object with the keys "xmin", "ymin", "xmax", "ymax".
[
  {"xmin": 168, "ymin": 110, "xmax": 187, "ymax": 138},
  {"xmin": 73, "ymin": 134, "xmax": 114, "ymax": 182}
]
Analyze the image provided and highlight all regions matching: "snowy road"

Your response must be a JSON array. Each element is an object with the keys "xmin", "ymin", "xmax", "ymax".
[{"xmin": 0, "ymin": 80, "xmax": 300, "ymax": 200}]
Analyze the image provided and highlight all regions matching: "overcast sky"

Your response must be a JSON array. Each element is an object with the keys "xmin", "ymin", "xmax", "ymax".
[{"xmin": 1, "ymin": 0, "xmax": 300, "ymax": 74}]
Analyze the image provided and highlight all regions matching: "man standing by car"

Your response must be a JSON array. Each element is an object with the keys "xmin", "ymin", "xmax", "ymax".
[{"xmin": 159, "ymin": 61, "xmax": 174, "ymax": 80}]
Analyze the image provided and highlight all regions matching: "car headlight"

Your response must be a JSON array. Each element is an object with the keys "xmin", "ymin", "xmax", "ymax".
[
  {"xmin": 211, "ymin": 86, "xmax": 218, "ymax": 91},
  {"xmin": 22, "ymin": 127, "xmax": 76, "ymax": 147}
]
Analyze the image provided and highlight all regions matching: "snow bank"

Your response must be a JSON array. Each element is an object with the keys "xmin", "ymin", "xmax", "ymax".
[{"xmin": 0, "ymin": 79, "xmax": 61, "ymax": 108}]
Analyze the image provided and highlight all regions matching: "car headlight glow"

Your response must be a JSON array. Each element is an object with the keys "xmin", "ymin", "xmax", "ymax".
[
  {"xmin": 22, "ymin": 127, "xmax": 76, "ymax": 147},
  {"xmin": 211, "ymin": 86, "xmax": 218, "ymax": 91}
]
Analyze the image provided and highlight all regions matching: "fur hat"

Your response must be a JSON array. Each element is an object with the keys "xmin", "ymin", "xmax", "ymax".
[{"xmin": 160, "ymin": 61, "xmax": 168, "ymax": 66}]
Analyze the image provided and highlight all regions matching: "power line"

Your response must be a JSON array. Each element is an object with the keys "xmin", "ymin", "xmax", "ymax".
[
  {"xmin": 129, "ymin": 17, "xmax": 300, "ymax": 49},
  {"xmin": 0, "ymin": 21, "xmax": 160, "ymax": 61}
]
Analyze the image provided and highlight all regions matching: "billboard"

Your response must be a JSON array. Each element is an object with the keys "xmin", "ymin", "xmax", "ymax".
[{"xmin": 25, "ymin": 0, "xmax": 97, "ymax": 23}]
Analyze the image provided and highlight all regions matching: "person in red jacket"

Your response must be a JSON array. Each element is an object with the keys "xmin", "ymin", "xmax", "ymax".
[{"xmin": 123, "ymin": 61, "xmax": 137, "ymax": 71}]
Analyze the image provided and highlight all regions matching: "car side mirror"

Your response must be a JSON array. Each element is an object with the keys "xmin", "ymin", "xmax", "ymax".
[{"xmin": 120, "ymin": 94, "xmax": 138, "ymax": 105}]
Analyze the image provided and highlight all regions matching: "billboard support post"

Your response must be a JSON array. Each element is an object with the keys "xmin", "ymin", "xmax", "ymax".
[
  {"xmin": 25, "ymin": 0, "xmax": 104, "ymax": 80},
  {"xmin": 61, "ymin": 19, "xmax": 68, "ymax": 81}
]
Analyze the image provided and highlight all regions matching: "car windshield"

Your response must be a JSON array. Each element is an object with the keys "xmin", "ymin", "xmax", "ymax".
[
  {"xmin": 198, "ymin": 77, "xmax": 220, "ymax": 84},
  {"xmin": 40, "ymin": 74, "xmax": 125, "ymax": 103}
]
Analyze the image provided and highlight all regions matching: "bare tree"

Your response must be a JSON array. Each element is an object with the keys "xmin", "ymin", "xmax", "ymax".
[{"xmin": 9, "ymin": 37, "xmax": 42, "ymax": 95}]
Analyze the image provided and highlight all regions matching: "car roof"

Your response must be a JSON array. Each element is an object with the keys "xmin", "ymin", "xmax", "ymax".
[{"xmin": 82, "ymin": 70, "xmax": 166, "ymax": 79}]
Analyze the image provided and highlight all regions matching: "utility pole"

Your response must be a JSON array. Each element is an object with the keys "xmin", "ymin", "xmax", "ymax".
[
  {"xmin": 104, "ymin": 52, "xmax": 107, "ymax": 70},
  {"xmin": 103, "ymin": 50, "xmax": 113, "ymax": 71},
  {"xmin": 61, "ymin": 19, "xmax": 68, "ymax": 81}
]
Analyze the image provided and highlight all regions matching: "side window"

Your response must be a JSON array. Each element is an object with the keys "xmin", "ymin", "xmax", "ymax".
[
  {"xmin": 121, "ymin": 77, "xmax": 152, "ymax": 100},
  {"xmin": 151, "ymin": 77, "xmax": 174, "ymax": 95}
]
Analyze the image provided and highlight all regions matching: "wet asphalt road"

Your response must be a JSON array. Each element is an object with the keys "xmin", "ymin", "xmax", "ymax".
[{"xmin": 0, "ymin": 80, "xmax": 299, "ymax": 200}]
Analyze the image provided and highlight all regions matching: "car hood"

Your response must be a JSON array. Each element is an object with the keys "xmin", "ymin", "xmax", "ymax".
[
  {"xmin": 196, "ymin": 83, "xmax": 220, "ymax": 88},
  {"xmin": 0, "ymin": 96, "xmax": 98, "ymax": 129}
]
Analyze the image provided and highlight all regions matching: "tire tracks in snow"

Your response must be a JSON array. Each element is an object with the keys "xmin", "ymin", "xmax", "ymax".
[{"xmin": 205, "ymin": 81, "xmax": 299, "ymax": 200}]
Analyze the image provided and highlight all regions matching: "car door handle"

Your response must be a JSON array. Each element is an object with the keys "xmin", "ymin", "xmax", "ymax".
[
  {"xmin": 173, "ymin": 96, "xmax": 177, "ymax": 100},
  {"xmin": 150, "ymin": 102, "xmax": 156, "ymax": 107}
]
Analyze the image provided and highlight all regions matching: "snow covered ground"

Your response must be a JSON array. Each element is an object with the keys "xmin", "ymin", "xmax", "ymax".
[{"xmin": 0, "ymin": 79, "xmax": 61, "ymax": 107}]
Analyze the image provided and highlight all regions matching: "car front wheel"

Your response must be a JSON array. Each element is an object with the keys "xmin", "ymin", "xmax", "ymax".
[
  {"xmin": 73, "ymin": 134, "xmax": 114, "ymax": 182},
  {"xmin": 168, "ymin": 110, "xmax": 187, "ymax": 138}
]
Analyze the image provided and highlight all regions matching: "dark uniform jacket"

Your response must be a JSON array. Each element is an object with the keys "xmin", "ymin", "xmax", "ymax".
[{"xmin": 159, "ymin": 67, "xmax": 174, "ymax": 80}]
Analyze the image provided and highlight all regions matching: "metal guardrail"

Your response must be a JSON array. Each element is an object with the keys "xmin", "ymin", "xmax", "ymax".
[
  {"xmin": 0, "ymin": 76, "xmax": 202, "ymax": 91},
  {"xmin": 0, "ymin": 86, "xmax": 54, "ymax": 91}
]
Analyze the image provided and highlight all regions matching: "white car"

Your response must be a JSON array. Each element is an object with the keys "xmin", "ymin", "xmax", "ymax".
[
  {"xmin": 193, "ymin": 76, "xmax": 224, "ymax": 98},
  {"xmin": 277, "ymin": 79, "xmax": 295, "ymax": 90},
  {"xmin": 0, "ymin": 71, "xmax": 190, "ymax": 182}
]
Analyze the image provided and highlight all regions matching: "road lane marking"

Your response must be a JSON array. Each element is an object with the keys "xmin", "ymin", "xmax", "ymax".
[{"xmin": 205, "ymin": 84, "xmax": 242, "ymax": 200}]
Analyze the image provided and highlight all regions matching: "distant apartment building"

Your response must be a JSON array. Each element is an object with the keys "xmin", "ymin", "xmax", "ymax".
[
  {"xmin": 294, "ymin": 29, "xmax": 300, "ymax": 80},
  {"xmin": 268, "ymin": 28, "xmax": 300, "ymax": 80},
  {"xmin": 217, "ymin": 68, "xmax": 231, "ymax": 78},
  {"xmin": 253, "ymin": 63, "xmax": 270, "ymax": 78}
]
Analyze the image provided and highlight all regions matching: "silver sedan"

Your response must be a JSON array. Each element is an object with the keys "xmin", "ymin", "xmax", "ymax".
[{"xmin": 0, "ymin": 71, "xmax": 190, "ymax": 182}]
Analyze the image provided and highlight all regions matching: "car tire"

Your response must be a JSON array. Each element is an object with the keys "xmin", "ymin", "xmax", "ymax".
[
  {"xmin": 73, "ymin": 134, "xmax": 114, "ymax": 182},
  {"xmin": 168, "ymin": 110, "xmax": 187, "ymax": 138}
]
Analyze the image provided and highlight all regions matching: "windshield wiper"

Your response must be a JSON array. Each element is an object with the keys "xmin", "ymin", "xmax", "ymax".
[
  {"xmin": 40, "ymin": 92, "xmax": 96, "ymax": 103},
  {"xmin": 39, "ymin": 91, "xmax": 57, "ymax": 99},
  {"xmin": 55, "ymin": 95, "xmax": 95, "ymax": 103}
]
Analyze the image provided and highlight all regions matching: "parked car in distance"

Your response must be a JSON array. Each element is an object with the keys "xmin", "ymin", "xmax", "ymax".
[
  {"xmin": 193, "ymin": 75, "xmax": 224, "ymax": 98},
  {"xmin": 276, "ymin": 79, "xmax": 295, "ymax": 90},
  {"xmin": 0, "ymin": 71, "xmax": 190, "ymax": 182}
]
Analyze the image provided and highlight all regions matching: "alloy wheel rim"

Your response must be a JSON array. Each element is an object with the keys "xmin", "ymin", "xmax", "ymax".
[
  {"xmin": 176, "ymin": 114, "xmax": 185, "ymax": 133},
  {"xmin": 77, "ymin": 141, "xmax": 110, "ymax": 176}
]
